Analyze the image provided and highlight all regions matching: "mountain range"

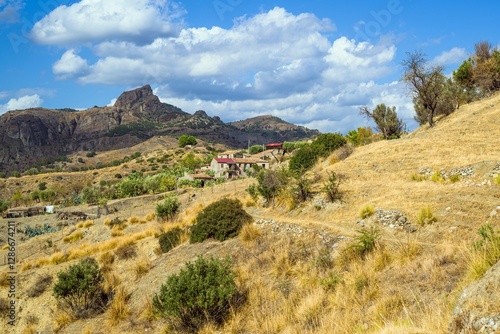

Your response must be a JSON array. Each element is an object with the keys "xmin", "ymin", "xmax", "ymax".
[{"xmin": 0, "ymin": 85, "xmax": 319, "ymax": 173}]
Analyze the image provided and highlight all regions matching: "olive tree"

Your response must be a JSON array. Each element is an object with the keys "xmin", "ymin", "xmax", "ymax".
[
  {"xmin": 359, "ymin": 104, "xmax": 405, "ymax": 139},
  {"xmin": 402, "ymin": 51, "xmax": 454, "ymax": 127}
]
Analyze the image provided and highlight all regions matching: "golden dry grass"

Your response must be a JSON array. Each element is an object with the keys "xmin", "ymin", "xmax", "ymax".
[
  {"xmin": 62, "ymin": 230, "xmax": 83, "ymax": 243},
  {"xmin": 106, "ymin": 286, "xmax": 131, "ymax": 327}
]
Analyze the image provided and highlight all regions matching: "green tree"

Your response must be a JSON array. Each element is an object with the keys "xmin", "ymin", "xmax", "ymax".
[
  {"xmin": 289, "ymin": 144, "xmax": 317, "ymax": 173},
  {"xmin": 11, "ymin": 190, "xmax": 24, "ymax": 207},
  {"xmin": 156, "ymin": 197, "xmax": 180, "ymax": 222},
  {"xmin": 248, "ymin": 144, "xmax": 264, "ymax": 155},
  {"xmin": 179, "ymin": 152, "xmax": 202, "ymax": 171},
  {"xmin": 52, "ymin": 257, "xmax": 105, "ymax": 318},
  {"xmin": 310, "ymin": 133, "xmax": 347, "ymax": 157},
  {"xmin": 152, "ymin": 256, "xmax": 238, "ymax": 332},
  {"xmin": 255, "ymin": 169, "xmax": 289, "ymax": 207},
  {"xmin": 190, "ymin": 198, "xmax": 252, "ymax": 242},
  {"xmin": 178, "ymin": 135, "xmax": 197, "ymax": 148},
  {"xmin": 360, "ymin": 104, "xmax": 405, "ymax": 139},
  {"xmin": 402, "ymin": 51, "xmax": 454, "ymax": 127},
  {"xmin": 346, "ymin": 127, "xmax": 373, "ymax": 146}
]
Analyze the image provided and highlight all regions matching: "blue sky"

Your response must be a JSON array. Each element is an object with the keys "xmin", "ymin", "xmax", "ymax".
[{"xmin": 0, "ymin": 0, "xmax": 499, "ymax": 133}]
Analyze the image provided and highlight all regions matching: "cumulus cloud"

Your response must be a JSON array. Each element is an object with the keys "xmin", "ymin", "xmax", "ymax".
[
  {"xmin": 39, "ymin": 5, "xmax": 413, "ymax": 133},
  {"xmin": 31, "ymin": 0, "xmax": 184, "ymax": 45},
  {"xmin": 0, "ymin": 0, "xmax": 24, "ymax": 23},
  {"xmin": 431, "ymin": 47, "xmax": 467, "ymax": 66},
  {"xmin": 0, "ymin": 94, "xmax": 43, "ymax": 114},
  {"xmin": 53, "ymin": 49, "xmax": 90, "ymax": 79}
]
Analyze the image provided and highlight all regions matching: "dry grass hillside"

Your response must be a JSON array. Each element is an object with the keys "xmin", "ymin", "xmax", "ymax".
[{"xmin": 0, "ymin": 94, "xmax": 499, "ymax": 334}]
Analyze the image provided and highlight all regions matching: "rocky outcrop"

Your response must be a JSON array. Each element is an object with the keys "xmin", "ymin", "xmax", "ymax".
[{"xmin": 449, "ymin": 260, "xmax": 500, "ymax": 333}]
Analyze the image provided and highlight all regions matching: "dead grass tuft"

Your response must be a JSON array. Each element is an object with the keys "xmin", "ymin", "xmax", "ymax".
[
  {"xmin": 106, "ymin": 286, "xmax": 131, "ymax": 327},
  {"xmin": 239, "ymin": 223, "xmax": 262, "ymax": 244},
  {"xmin": 133, "ymin": 258, "xmax": 151, "ymax": 280},
  {"xmin": 63, "ymin": 230, "xmax": 83, "ymax": 243}
]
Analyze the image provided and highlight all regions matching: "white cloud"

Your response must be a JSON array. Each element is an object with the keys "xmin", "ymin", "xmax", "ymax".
[
  {"xmin": 30, "ymin": 0, "xmax": 184, "ymax": 45},
  {"xmin": 0, "ymin": 0, "xmax": 24, "ymax": 23},
  {"xmin": 53, "ymin": 49, "xmax": 90, "ymax": 79},
  {"xmin": 431, "ymin": 47, "xmax": 467, "ymax": 66},
  {"xmin": 0, "ymin": 94, "xmax": 43, "ymax": 114},
  {"xmin": 41, "ymin": 6, "xmax": 413, "ymax": 133}
]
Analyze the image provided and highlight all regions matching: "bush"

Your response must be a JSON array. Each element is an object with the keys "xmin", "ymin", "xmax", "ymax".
[
  {"xmin": 348, "ymin": 227, "xmax": 381, "ymax": 258},
  {"xmin": 323, "ymin": 171, "xmax": 343, "ymax": 203},
  {"xmin": 248, "ymin": 144, "xmax": 264, "ymax": 154},
  {"xmin": 190, "ymin": 198, "xmax": 252, "ymax": 243},
  {"xmin": 156, "ymin": 197, "xmax": 180, "ymax": 221},
  {"xmin": 289, "ymin": 144, "xmax": 317, "ymax": 173},
  {"xmin": 311, "ymin": 133, "xmax": 347, "ymax": 157},
  {"xmin": 152, "ymin": 256, "xmax": 239, "ymax": 332},
  {"xmin": 158, "ymin": 228, "xmax": 182, "ymax": 253},
  {"xmin": 178, "ymin": 135, "xmax": 197, "ymax": 148},
  {"xmin": 86, "ymin": 151, "xmax": 96, "ymax": 158},
  {"xmin": 53, "ymin": 257, "xmax": 106, "ymax": 318},
  {"xmin": 0, "ymin": 199, "xmax": 9, "ymax": 214}
]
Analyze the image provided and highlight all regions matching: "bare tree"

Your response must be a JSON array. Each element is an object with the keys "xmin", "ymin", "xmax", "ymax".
[
  {"xmin": 360, "ymin": 104, "xmax": 405, "ymax": 139},
  {"xmin": 401, "ymin": 51, "xmax": 449, "ymax": 127}
]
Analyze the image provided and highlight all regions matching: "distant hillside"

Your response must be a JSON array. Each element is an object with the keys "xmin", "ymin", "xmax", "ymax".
[
  {"xmin": 0, "ymin": 85, "xmax": 319, "ymax": 173},
  {"xmin": 229, "ymin": 115, "xmax": 320, "ymax": 142}
]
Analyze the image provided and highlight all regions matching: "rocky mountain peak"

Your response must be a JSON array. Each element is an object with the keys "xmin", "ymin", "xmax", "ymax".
[
  {"xmin": 194, "ymin": 110, "xmax": 208, "ymax": 117},
  {"xmin": 114, "ymin": 84, "xmax": 158, "ymax": 110}
]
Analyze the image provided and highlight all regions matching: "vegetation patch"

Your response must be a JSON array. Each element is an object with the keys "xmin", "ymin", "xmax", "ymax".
[
  {"xmin": 155, "ymin": 197, "xmax": 180, "ymax": 222},
  {"xmin": 53, "ymin": 257, "xmax": 107, "ymax": 319},
  {"xmin": 158, "ymin": 227, "xmax": 183, "ymax": 253},
  {"xmin": 190, "ymin": 198, "xmax": 252, "ymax": 243},
  {"xmin": 152, "ymin": 256, "xmax": 240, "ymax": 332},
  {"xmin": 417, "ymin": 207, "xmax": 437, "ymax": 226}
]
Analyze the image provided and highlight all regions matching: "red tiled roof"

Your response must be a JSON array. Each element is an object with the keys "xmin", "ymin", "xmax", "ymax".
[
  {"xmin": 265, "ymin": 143, "xmax": 283, "ymax": 147},
  {"xmin": 214, "ymin": 158, "xmax": 235, "ymax": 163}
]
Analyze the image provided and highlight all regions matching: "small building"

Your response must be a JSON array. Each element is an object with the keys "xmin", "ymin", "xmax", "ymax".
[
  {"xmin": 265, "ymin": 142, "xmax": 283, "ymax": 151},
  {"xmin": 210, "ymin": 157, "xmax": 269, "ymax": 178}
]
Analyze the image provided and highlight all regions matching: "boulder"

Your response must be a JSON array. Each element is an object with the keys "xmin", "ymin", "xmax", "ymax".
[{"xmin": 449, "ymin": 261, "xmax": 500, "ymax": 333}]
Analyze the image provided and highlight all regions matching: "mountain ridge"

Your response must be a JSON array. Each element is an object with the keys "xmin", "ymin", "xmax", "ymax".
[{"xmin": 0, "ymin": 85, "xmax": 320, "ymax": 173}]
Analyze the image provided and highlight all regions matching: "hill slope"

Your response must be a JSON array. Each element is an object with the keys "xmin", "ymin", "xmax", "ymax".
[{"xmin": 0, "ymin": 94, "xmax": 499, "ymax": 334}]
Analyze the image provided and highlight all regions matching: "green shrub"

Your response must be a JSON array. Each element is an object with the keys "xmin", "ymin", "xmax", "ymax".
[
  {"xmin": 86, "ymin": 151, "xmax": 96, "ymax": 158},
  {"xmin": 156, "ymin": 197, "xmax": 180, "ymax": 221},
  {"xmin": 323, "ymin": 171, "xmax": 343, "ymax": 203},
  {"xmin": 348, "ymin": 227, "xmax": 380, "ymax": 258},
  {"xmin": 417, "ymin": 207, "xmax": 437, "ymax": 226},
  {"xmin": 470, "ymin": 224, "xmax": 500, "ymax": 278},
  {"xmin": 52, "ymin": 257, "xmax": 105, "ymax": 318},
  {"xmin": 152, "ymin": 256, "xmax": 239, "ymax": 332},
  {"xmin": 0, "ymin": 199, "xmax": 9, "ymax": 214},
  {"xmin": 449, "ymin": 174, "xmax": 461, "ymax": 183},
  {"xmin": 248, "ymin": 144, "xmax": 264, "ymax": 154},
  {"xmin": 158, "ymin": 228, "xmax": 182, "ymax": 253},
  {"xmin": 311, "ymin": 133, "xmax": 347, "ymax": 158},
  {"xmin": 178, "ymin": 135, "xmax": 197, "ymax": 148},
  {"xmin": 289, "ymin": 144, "xmax": 317, "ymax": 173},
  {"xmin": 495, "ymin": 174, "xmax": 500, "ymax": 185},
  {"xmin": 190, "ymin": 198, "xmax": 252, "ymax": 243}
]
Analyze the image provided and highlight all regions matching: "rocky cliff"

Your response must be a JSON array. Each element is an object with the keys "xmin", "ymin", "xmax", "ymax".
[{"xmin": 0, "ymin": 85, "xmax": 319, "ymax": 173}]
